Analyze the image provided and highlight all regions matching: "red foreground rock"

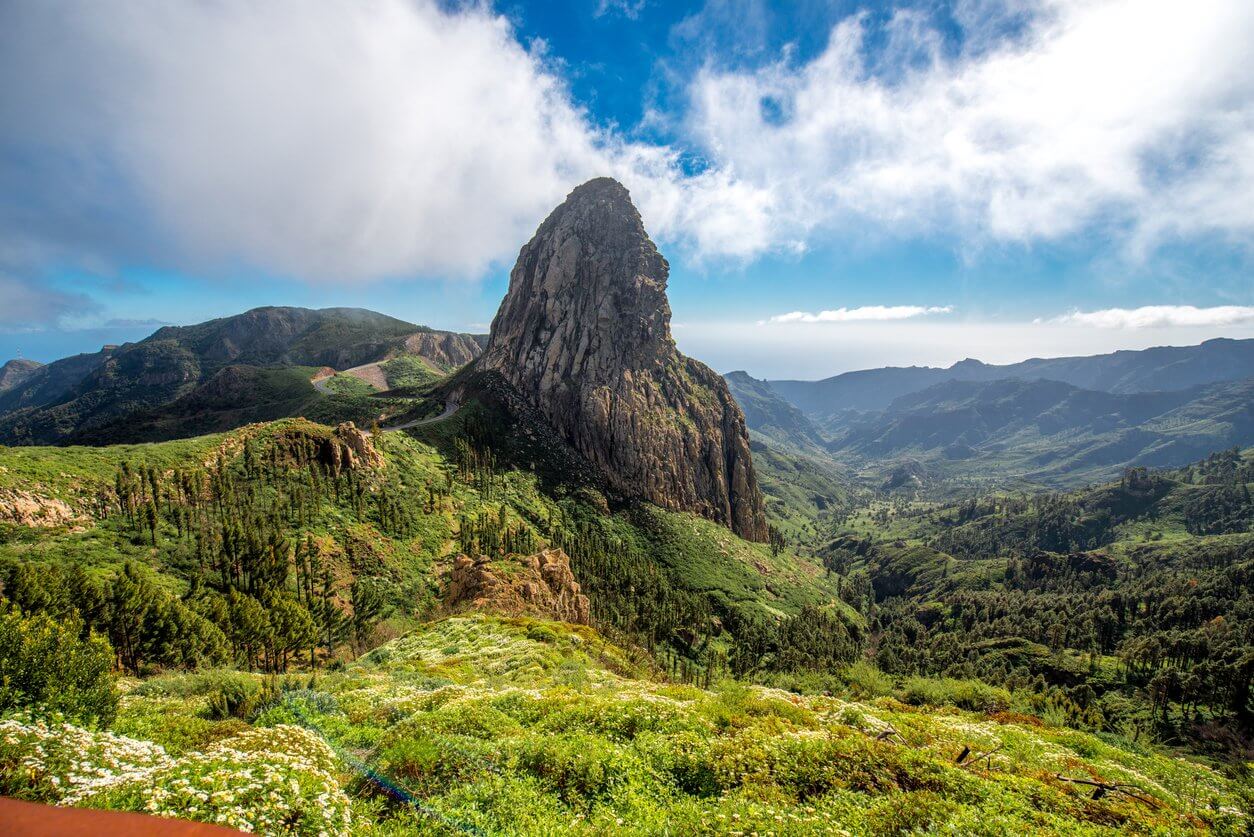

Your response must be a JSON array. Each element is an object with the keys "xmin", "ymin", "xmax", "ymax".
[{"xmin": 0, "ymin": 797, "xmax": 248, "ymax": 836}]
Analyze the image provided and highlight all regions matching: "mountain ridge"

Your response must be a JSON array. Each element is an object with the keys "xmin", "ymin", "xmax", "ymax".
[
  {"xmin": 768, "ymin": 336, "xmax": 1254, "ymax": 415},
  {"xmin": 827, "ymin": 375, "xmax": 1254, "ymax": 486},
  {"xmin": 0, "ymin": 306, "xmax": 484, "ymax": 445}
]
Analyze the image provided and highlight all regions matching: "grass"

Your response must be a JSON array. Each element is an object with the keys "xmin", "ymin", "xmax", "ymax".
[
  {"xmin": 379, "ymin": 356, "xmax": 443, "ymax": 390},
  {"xmin": 320, "ymin": 373, "xmax": 380, "ymax": 397}
]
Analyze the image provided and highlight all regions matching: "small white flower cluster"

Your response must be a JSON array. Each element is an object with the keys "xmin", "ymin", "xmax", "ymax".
[
  {"xmin": 1, "ymin": 716, "xmax": 351, "ymax": 836},
  {"xmin": 136, "ymin": 738, "xmax": 351, "ymax": 836},
  {"xmin": 0, "ymin": 715, "xmax": 171, "ymax": 805}
]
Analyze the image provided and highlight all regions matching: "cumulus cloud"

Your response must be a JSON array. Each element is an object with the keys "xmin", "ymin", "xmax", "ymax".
[
  {"xmin": 686, "ymin": 0, "xmax": 1254, "ymax": 255},
  {"xmin": 1044, "ymin": 305, "xmax": 1254, "ymax": 328},
  {"xmin": 0, "ymin": 0, "xmax": 683, "ymax": 281},
  {"xmin": 766, "ymin": 305, "xmax": 952, "ymax": 324}
]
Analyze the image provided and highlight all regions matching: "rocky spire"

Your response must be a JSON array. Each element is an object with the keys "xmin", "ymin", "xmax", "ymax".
[{"xmin": 477, "ymin": 177, "xmax": 768, "ymax": 541}]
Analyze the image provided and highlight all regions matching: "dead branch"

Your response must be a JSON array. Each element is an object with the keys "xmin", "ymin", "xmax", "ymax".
[
  {"xmin": 1054, "ymin": 774, "xmax": 1157, "ymax": 806},
  {"xmin": 957, "ymin": 742, "xmax": 1004, "ymax": 771}
]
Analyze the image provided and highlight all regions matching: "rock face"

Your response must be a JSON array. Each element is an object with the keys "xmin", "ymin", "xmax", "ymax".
[
  {"xmin": 445, "ymin": 548, "xmax": 590, "ymax": 624},
  {"xmin": 476, "ymin": 178, "xmax": 768, "ymax": 541},
  {"xmin": 400, "ymin": 332, "xmax": 484, "ymax": 372},
  {"xmin": 326, "ymin": 422, "xmax": 384, "ymax": 473}
]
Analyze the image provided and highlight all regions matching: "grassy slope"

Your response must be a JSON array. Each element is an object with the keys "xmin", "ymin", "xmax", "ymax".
[{"xmin": 67, "ymin": 615, "xmax": 1245, "ymax": 835}]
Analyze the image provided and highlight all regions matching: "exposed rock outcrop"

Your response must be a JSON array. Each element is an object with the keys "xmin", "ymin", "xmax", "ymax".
[
  {"xmin": 475, "ymin": 178, "xmax": 767, "ymax": 541},
  {"xmin": 445, "ymin": 548, "xmax": 590, "ymax": 624},
  {"xmin": 0, "ymin": 488, "xmax": 83, "ymax": 528},
  {"xmin": 246, "ymin": 420, "xmax": 385, "ymax": 474},
  {"xmin": 400, "ymin": 332, "xmax": 484, "ymax": 372},
  {"xmin": 327, "ymin": 422, "xmax": 384, "ymax": 473}
]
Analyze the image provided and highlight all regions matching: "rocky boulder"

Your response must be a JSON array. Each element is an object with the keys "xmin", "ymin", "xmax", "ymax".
[{"xmin": 444, "ymin": 548, "xmax": 590, "ymax": 624}]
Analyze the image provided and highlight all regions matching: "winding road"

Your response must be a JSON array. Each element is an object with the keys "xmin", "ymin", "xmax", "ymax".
[
  {"xmin": 370, "ymin": 399, "xmax": 460, "ymax": 435},
  {"xmin": 312, "ymin": 368, "xmax": 459, "ymax": 435}
]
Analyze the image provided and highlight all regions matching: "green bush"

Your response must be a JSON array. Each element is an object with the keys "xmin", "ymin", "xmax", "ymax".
[
  {"xmin": 201, "ymin": 674, "xmax": 278, "ymax": 721},
  {"xmin": 901, "ymin": 676, "xmax": 1013, "ymax": 713},
  {"xmin": 0, "ymin": 607, "xmax": 117, "ymax": 725},
  {"xmin": 843, "ymin": 660, "xmax": 895, "ymax": 699},
  {"xmin": 511, "ymin": 731, "xmax": 649, "ymax": 805}
]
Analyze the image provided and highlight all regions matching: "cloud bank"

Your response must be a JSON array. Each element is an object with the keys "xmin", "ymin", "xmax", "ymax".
[
  {"xmin": 1, "ymin": 0, "xmax": 1252, "ymax": 286},
  {"xmin": 767, "ymin": 305, "xmax": 953, "ymax": 324},
  {"xmin": 1045, "ymin": 305, "xmax": 1254, "ymax": 328},
  {"xmin": 687, "ymin": 0, "xmax": 1254, "ymax": 256}
]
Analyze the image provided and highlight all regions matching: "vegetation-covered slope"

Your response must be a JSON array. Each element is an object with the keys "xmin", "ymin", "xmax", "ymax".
[
  {"xmin": 821, "ymin": 450, "xmax": 1254, "ymax": 761},
  {"xmin": 822, "ymin": 377, "xmax": 1253, "ymax": 487},
  {"xmin": 0, "ymin": 367, "xmax": 1250, "ymax": 833},
  {"xmin": 724, "ymin": 370, "xmax": 828, "ymax": 454},
  {"xmin": 2, "ymin": 614, "xmax": 1246, "ymax": 835}
]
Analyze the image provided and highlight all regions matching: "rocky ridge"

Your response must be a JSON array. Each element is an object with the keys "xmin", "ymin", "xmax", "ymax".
[{"xmin": 475, "ymin": 178, "xmax": 767, "ymax": 541}]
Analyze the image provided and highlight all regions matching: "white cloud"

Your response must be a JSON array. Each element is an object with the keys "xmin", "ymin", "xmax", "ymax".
[
  {"xmin": 595, "ymin": 0, "xmax": 646, "ymax": 20},
  {"xmin": 0, "ymin": 0, "xmax": 682, "ymax": 281},
  {"xmin": 0, "ymin": 0, "xmax": 1251, "ymax": 285},
  {"xmin": 685, "ymin": 0, "xmax": 1254, "ymax": 256},
  {"xmin": 767, "ymin": 305, "xmax": 952, "ymax": 324},
  {"xmin": 1044, "ymin": 305, "xmax": 1254, "ymax": 328}
]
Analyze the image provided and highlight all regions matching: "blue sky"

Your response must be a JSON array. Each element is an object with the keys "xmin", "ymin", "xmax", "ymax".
[{"xmin": 1, "ymin": 0, "xmax": 1253, "ymax": 378}]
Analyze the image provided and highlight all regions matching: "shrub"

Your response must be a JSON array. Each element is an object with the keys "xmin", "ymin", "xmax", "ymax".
[
  {"xmin": 0, "ymin": 607, "xmax": 117, "ymax": 725},
  {"xmin": 842, "ymin": 660, "xmax": 895, "ymax": 699},
  {"xmin": 901, "ymin": 676, "xmax": 1012, "ymax": 713},
  {"xmin": 510, "ymin": 731, "xmax": 650, "ymax": 806},
  {"xmin": 201, "ymin": 674, "xmax": 278, "ymax": 721},
  {"xmin": 91, "ymin": 726, "xmax": 351, "ymax": 835},
  {"xmin": 377, "ymin": 730, "xmax": 496, "ymax": 796}
]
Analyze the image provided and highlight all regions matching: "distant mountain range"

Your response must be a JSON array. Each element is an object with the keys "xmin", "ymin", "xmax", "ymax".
[
  {"xmin": 6, "ymin": 299, "xmax": 1253, "ymax": 493},
  {"xmin": 0, "ymin": 307, "xmax": 483, "ymax": 445},
  {"xmin": 767, "ymin": 337, "xmax": 1254, "ymax": 413},
  {"xmin": 727, "ymin": 338, "xmax": 1254, "ymax": 487}
]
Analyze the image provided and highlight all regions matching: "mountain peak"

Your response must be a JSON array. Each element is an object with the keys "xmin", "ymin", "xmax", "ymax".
[
  {"xmin": 0, "ymin": 358, "xmax": 43, "ymax": 394},
  {"xmin": 477, "ymin": 179, "xmax": 767, "ymax": 541}
]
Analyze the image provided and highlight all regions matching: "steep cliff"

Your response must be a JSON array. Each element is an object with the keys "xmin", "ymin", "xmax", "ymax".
[{"xmin": 476, "ymin": 177, "xmax": 767, "ymax": 541}]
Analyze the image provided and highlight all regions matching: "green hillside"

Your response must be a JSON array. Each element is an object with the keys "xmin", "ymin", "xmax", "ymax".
[
  {"xmin": 2, "ymin": 614, "xmax": 1246, "ymax": 835},
  {"xmin": 0, "ymin": 403, "xmax": 1250, "ymax": 833},
  {"xmin": 819, "ymin": 449, "xmax": 1254, "ymax": 762},
  {"xmin": 0, "ymin": 307, "xmax": 483, "ymax": 446}
]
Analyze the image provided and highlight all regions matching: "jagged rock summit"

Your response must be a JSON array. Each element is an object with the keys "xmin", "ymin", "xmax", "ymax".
[{"xmin": 477, "ymin": 177, "xmax": 768, "ymax": 541}]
